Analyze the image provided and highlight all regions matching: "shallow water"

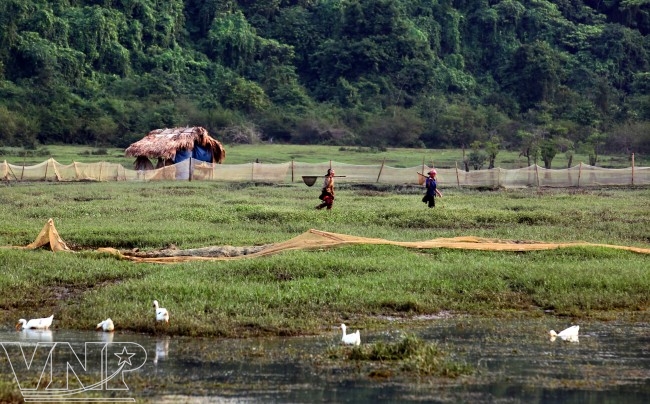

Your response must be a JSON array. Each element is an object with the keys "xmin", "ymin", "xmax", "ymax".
[{"xmin": 1, "ymin": 317, "xmax": 649, "ymax": 403}]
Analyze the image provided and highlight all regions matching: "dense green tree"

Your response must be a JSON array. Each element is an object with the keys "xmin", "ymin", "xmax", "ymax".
[
  {"xmin": 517, "ymin": 129, "xmax": 543, "ymax": 166},
  {"xmin": 435, "ymin": 103, "xmax": 487, "ymax": 148},
  {"xmin": 582, "ymin": 130, "xmax": 609, "ymax": 165},
  {"xmin": 468, "ymin": 141, "xmax": 488, "ymax": 170},
  {"xmin": 484, "ymin": 137, "xmax": 501, "ymax": 169},
  {"xmin": 502, "ymin": 41, "xmax": 568, "ymax": 111},
  {"xmin": 0, "ymin": 0, "xmax": 648, "ymax": 154},
  {"xmin": 540, "ymin": 138, "xmax": 558, "ymax": 169}
]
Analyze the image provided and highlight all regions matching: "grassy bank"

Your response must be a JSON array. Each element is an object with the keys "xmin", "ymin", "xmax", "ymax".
[
  {"xmin": 0, "ymin": 181, "xmax": 648, "ymax": 336},
  {"xmin": 2, "ymin": 143, "xmax": 645, "ymax": 168}
]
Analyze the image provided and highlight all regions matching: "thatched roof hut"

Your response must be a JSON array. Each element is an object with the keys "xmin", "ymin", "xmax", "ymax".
[{"xmin": 125, "ymin": 127, "xmax": 226, "ymax": 168}]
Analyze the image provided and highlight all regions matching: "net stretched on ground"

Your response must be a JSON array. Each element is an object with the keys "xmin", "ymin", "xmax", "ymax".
[{"xmin": 7, "ymin": 219, "xmax": 650, "ymax": 263}]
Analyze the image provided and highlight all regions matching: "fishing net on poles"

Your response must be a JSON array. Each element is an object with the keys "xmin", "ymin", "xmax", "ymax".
[
  {"xmin": 6, "ymin": 220, "xmax": 649, "ymax": 264},
  {"xmin": 5, "ymin": 159, "xmax": 648, "ymax": 188}
]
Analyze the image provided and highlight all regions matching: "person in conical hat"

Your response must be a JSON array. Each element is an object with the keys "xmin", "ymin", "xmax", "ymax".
[{"xmin": 422, "ymin": 169, "xmax": 442, "ymax": 208}]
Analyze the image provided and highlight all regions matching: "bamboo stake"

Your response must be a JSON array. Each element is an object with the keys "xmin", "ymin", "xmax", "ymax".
[
  {"xmin": 497, "ymin": 167, "xmax": 501, "ymax": 188},
  {"xmin": 455, "ymin": 161, "xmax": 460, "ymax": 188},
  {"xmin": 7, "ymin": 162, "xmax": 19, "ymax": 182},
  {"xmin": 189, "ymin": 157, "xmax": 193, "ymax": 182},
  {"xmin": 578, "ymin": 162, "xmax": 582, "ymax": 188},
  {"xmin": 52, "ymin": 159, "xmax": 62, "ymax": 181},
  {"xmin": 21, "ymin": 153, "xmax": 26, "ymax": 181},
  {"xmin": 376, "ymin": 157, "xmax": 385, "ymax": 183},
  {"xmin": 631, "ymin": 153, "xmax": 635, "ymax": 186},
  {"xmin": 534, "ymin": 163, "xmax": 539, "ymax": 189},
  {"xmin": 291, "ymin": 159, "xmax": 294, "ymax": 183}
]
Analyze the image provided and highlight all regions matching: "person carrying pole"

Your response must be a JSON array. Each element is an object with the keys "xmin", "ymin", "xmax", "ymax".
[
  {"xmin": 422, "ymin": 169, "xmax": 442, "ymax": 208},
  {"xmin": 316, "ymin": 168, "xmax": 336, "ymax": 210}
]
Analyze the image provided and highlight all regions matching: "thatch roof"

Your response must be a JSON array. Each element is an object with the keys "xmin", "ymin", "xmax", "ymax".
[{"xmin": 125, "ymin": 127, "xmax": 226, "ymax": 163}]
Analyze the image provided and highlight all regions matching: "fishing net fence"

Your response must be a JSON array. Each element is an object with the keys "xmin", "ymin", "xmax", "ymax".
[{"xmin": 2, "ymin": 158, "xmax": 649, "ymax": 188}]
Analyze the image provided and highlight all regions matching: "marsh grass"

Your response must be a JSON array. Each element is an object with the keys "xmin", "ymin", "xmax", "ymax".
[
  {"xmin": 0, "ymin": 378, "xmax": 22, "ymax": 404},
  {"xmin": 328, "ymin": 333, "xmax": 473, "ymax": 378},
  {"xmin": 0, "ymin": 181, "xmax": 648, "ymax": 336}
]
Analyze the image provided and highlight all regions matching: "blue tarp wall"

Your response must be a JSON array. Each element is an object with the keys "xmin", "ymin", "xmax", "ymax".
[
  {"xmin": 192, "ymin": 145, "xmax": 213, "ymax": 162},
  {"xmin": 173, "ymin": 146, "xmax": 213, "ymax": 179}
]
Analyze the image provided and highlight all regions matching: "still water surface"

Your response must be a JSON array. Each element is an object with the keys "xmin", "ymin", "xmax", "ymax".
[{"xmin": 1, "ymin": 316, "xmax": 649, "ymax": 403}]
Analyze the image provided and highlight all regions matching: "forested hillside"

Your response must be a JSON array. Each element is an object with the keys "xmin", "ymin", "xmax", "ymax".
[{"xmin": 1, "ymin": 0, "xmax": 649, "ymax": 166}]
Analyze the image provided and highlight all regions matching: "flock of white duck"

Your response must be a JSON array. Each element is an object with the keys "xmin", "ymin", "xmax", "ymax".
[
  {"xmin": 15, "ymin": 300, "xmax": 170, "ymax": 332},
  {"xmin": 14, "ymin": 303, "xmax": 579, "ymax": 345}
]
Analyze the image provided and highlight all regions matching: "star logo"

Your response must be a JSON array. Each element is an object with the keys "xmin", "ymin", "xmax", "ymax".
[{"xmin": 115, "ymin": 346, "xmax": 135, "ymax": 366}]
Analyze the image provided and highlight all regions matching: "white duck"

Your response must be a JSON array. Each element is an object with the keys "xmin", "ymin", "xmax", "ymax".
[
  {"xmin": 96, "ymin": 318, "xmax": 115, "ymax": 332},
  {"xmin": 549, "ymin": 325, "xmax": 579, "ymax": 342},
  {"xmin": 340, "ymin": 323, "xmax": 361, "ymax": 346},
  {"xmin": 16, "ymin": 315, "xmax": 54, "ymax": 330},
  {"xmin": 153, "ymin": 300, "xmax": 170, "ymax": 324}
]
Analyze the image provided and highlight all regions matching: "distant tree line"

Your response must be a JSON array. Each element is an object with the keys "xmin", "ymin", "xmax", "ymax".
[{"xmin": 0, "ymin": 0, "xmax": 649, "ymax": 166}]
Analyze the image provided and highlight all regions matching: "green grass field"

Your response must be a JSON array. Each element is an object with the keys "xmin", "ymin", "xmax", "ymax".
[
  {"xmin": 0, "ymin": 179, "xmax": 648, "ymax": 337},
  {"xmin": 1, "ymin": 143, "xmax": 645, "ymax": 169}
]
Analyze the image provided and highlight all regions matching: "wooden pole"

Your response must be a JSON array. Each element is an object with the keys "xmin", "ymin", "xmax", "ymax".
[
  {"xmin": 455, "ymin": 161, "xmax": 460, "ymax": 188},
  {"xmin": 577, "ymin": 162, "xmax": 582, "ymax": 188},
  {"xmin": 44, "ymin": 158, "xmax": 49, "ymax": 181},
  {"xmin": 189, "ymin": 157, "xmax": 193, "ymax": 182},
  {"xmin": 376, "ymin": 157, "xmax": 385, "ymax": 183},
  {"xmin": 421, "ymin": 157, "xmax": 425, "ymax": 178},
  {"xmin": 21, "ymin": 153, "xmax": 26, "ymax": 181},
  {"xmin": 534, "ymin": 163, "xmax": 539, "ymax": 189},
  {"xmin": 251, "ymin": 161, "xmax": 254, "ymax": 181},
  {"xmin": 291, "ymin": 159, "xmax": 294, "ymax": 183},
  {"xmin": 631, "ymin": 153, "xmax": 635, "ymax": 186},
  {"xmin": 497, "ymin": 167, "xmax": 501, "ymax": 188},
  {"xmin": 52, "ymin": 159, "xmax": 61, "ymax": 182},
  {"xmin": 6, "ymin": 162, "xmax": 19, "ymax": 182}
]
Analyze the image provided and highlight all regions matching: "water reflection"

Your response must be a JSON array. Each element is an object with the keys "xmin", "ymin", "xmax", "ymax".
[
  {"xmin": 0, "ymin": 317, "xmax": 649, "ymax": 402},
  {"xmin": 97, "ymin": 330, "xmax": 114, "ymax": 343},
  {"xmin": 154, "ymin": 337, "xmax": 170, "ymax": 365},
  {"xmin": 18, "ymin": 329, "xmax": 53, "ymax": 342}
]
